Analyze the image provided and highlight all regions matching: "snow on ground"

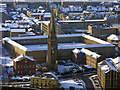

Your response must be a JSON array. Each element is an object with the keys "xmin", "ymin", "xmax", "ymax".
[
  {"xmin": 58, "ymin": 65, "xmax": 74, "ymax": 74},
  {"xmin": 60, "ymin": 79, "xmax": 84, "ymax": 89},
  {"xmin": 0, "ymin": 56, "xmax": 13, "ymax": 66},
  {"xmin": 11, "ymin": 75, "xmax": 31, "ymax": 80}
]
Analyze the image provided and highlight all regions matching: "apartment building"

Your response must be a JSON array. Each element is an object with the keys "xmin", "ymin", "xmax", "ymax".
[{"xmin": 97, "ymin": 57, "xmax": 120, "ymax": 89}]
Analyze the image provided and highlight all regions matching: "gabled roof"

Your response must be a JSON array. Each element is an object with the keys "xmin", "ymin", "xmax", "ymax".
[
  {"xmin": 13, "ymin": 54, "xmax": 34, "ymax": 62},
  {"xmin": 98, "ymin": 58, "xmax": 118, "ymax": 73},
  {"xmin": 112, "ymin": 57, "xmax": 120, "ymax": 69},
  {"xmin": 80, "ymin": 48, "xmax": 101, "ymax": 59},
  {"xmin": 107, "ymin": 34, "xmax": 120, "ymax": 41}
]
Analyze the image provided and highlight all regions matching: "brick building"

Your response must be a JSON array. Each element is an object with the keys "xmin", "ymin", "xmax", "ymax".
[{"xmin": 13, "ymin": 54, "xmax": 36, "ymax": 75}]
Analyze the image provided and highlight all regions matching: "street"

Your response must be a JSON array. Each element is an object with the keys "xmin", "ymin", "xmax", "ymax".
[{"xmin": 59, "ymin": 72, "xmax": 96, "ymax": 90}]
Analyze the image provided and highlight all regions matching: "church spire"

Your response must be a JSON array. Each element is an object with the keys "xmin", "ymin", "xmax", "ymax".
[
  {"xmin": 49, "ymin": 5, "xmax": 56, "ymax": 39},
  {"xmin": 46, "ymin": 6, "xmax": 58, "ymax": 71}
]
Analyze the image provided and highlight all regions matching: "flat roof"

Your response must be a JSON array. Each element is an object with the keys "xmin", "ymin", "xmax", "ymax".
[
  {"xmin": 24, "ymin": 43, "xmax": 114, "ymax": 51},
  {"xmin": 58, "ymin": 19, "xmax": 106, "ymax": 23},
  {"xmin": 8, "ymin": 34, "xmax": 109, "ymax": 44}
]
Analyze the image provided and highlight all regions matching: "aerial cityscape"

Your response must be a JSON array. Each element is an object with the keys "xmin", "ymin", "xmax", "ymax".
[{"xmin": 0, "ymin": 0, "xmax": 120, "ymax": 90}]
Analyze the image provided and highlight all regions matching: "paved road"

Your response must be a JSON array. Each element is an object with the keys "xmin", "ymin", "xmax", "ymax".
[
  {"xmin": 77, "ymin": 73, "xmax": 96, "ymax": 90},
  {"xmin": 59, "ymin": 72, "xmax": 96, "ymax": 90}
]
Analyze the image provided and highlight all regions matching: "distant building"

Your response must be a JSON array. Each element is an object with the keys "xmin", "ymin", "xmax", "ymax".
[
  {"xmin": 72, "ymin": 48, "xmax": 104, "ymax": 68},
  {"xmin": 13, "ymin": 54, "xmax": 36, "ymax": 75},
  {"xmin": 112, "ymin": 24, "xmax": 120, "ymax": 35},
  {"xmin": 107, "ymin": 34, "xmax": 120, "ymax": 47},
  {"xmin": 97, "ymin": 57, "xmax": 120, "ymax": 89},
  {"xmin": 0, "ymin": 8, "xmax": 9, "ymax": 23},
  {"xmin": 58, "ymin": 19, "xmax": 107, "ymax": 32},
  {"xmin": 0, "ymin": 28, "xmax": 10, "ymax": 38},
  {"xmin": 10, "ymin": 29, "xmax": 26, "ymax": 37},
  {"xmin": 88, "ymin": 24, "xmax": 118, "ymax": 40},
  {"xmin": 107, "ymin": 34, "xmax": 120, "ymax": 56},
  {"xmin": 41, "ymin": 21, "xmax": 61, "ymax": 35},
  {"xmin": 2, "ymin": 33, "xmax": 116, "ymax": 63},
  {"xmin": 30, "ymin": 72, "xmax": 59, "ymax": 89}
]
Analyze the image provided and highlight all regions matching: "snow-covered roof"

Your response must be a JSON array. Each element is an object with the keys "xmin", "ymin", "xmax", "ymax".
[
  {"xmin": 80, "ymin": 48, "xmax": 101, "ymax": 58},
  {"xmin": 43, "ymin": 14, "xmax": 51, "ymax": 18},
  {"xmin": 111, "ymin": 57, "xmax": 120, "ymax": 69},
  {"xmin": 72, "ymin": 48, "xmax": 80, "ymax": 54},
  {"xmin": 42, "ymin": 21, "xmax": 50, "ymax": 25},
  {"xmin": 98, "ymin": 58, "xmax": 118, "ymax": 73},
  {"xmin": 2, "ymin": 37, "xmax": 27, "ymax": 51},
  {"xmin": 10, "ymin": 29, "xmax": 26, "ymax": 32},
  {"xmin": 0, "ymin": 28, "xmax": 10, "ymax": 31},
  {"xmin": 107, "ymin": 34, "xmax": 120, "ymax": 41},
  {"xmin": 13, "ymin": 54, "xmax": 34, "ymax": 62},
  {"xmin": 7, "ymin": 34, "xmax": 109, "ymax": 44},
  {"xmin": 43, "ymin": 72, "xmax": 58, "ymax": 79},
  {"xmin": 31, "ymin": 13, "xmax": 44, "ymax": 16},
  {"xmin": 84, "ymin": 65, "xmax": 93, "ymax": 69},
  {"xmin": 58, "ymin": 19, "xmax": 106, "ymax": 23}
]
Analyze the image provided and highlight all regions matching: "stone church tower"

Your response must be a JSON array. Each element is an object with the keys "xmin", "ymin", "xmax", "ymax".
[{"xmin": 46, "ymin": 6, "xmax": 58, "ymax": 71}]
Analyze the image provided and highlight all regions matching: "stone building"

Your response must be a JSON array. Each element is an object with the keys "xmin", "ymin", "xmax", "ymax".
[
  {"xmin": 2, "ymin": 33, "xmax": 116, "ymax": 63},
  {"xmin": 10, "ymin": 29, "xmax": 26, "ymax": 37},
  {"xmin": 107, "ymin": 34, "xmax": 120, "ymax": 56},
  {"xmin": 41, "ymin": 21, "xmax": 61, "ymax": 35},
  {"xmin": 13, "ymin": 54, "xmax": 36, "ymax": 75},
  {"xmin": 72, "ymin": 48, "xmax": 104, "ymax": 68},
  {"xmin": 97, "ymin": 57, "xmax": 120, "ymax": 89},
  {"xmin": 46, "ymin": 7, "xmax": 58, "ymax": 71},
  {"xmin": 58, "ymin": 19, "xmax": 107, "ymax": 31},
  {"xmin": 88, "ymin": 24, "xmax": 118, "ymax": 40},
  {"xmin": 30, "ymin": 72, "xmax": 59, "ymax": 89}
]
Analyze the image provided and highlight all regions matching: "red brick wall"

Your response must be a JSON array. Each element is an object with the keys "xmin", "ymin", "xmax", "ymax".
[{"xmin": 14, "ymin": 59, "xmax": 36, "ymax": 75}]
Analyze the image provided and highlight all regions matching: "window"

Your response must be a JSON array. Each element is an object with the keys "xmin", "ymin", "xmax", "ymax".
[
  {"xmin": 21, "ymin": 65, "xmax": 22, "ymax": 68},
  {"xmin": 25, "ymin": 60, "xmax": 27, "ymax": 63},
  {"xmin": 30, "ymin": 65, "xmax": 31, "ymax": 68},
  {"xmin": 33, "ymin": 65, "xmax": 34, "ymax": 68},
  {"xmin": 26, "ymin": 65, "xmax": 28, "ymax": 68},
  {"xmin": 18, "ymin": 71, "xmax": 19, "ymax": 73},
  {"xmin": 18, "ymin": 65, "xmax": 19, "ymax": 68},
  {"xmin": 30, "ymin": 71, "xmax": 31, "ymax": 73},
  {"xmin": 21, "ymin": 71, "xmax": 22, "ymax": 73}
]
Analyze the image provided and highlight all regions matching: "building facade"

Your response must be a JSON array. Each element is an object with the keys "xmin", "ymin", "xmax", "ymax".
[
  {"xmin": 13, "ymin": 54, "xmax": 36, "ymax": 75},
  {"xmin": 88, "ymin": 24, "xmax": 118, "ymax": 40},
  {"xmin": 2, "ymin": 33, "xmax": 116, "ymax": 63},
  {"xmin": 30, "ymin": 72, "xmax": 59, "ymax": 89},
  {"xmin": 72, "ymin": 48, "xmax": 104, "ymax": 68},
  {"xmin": 97, "ymin": 57, "xmax": 120, "ymax": 89}
]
